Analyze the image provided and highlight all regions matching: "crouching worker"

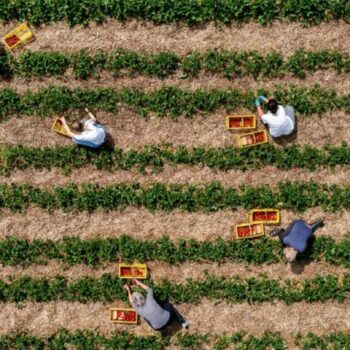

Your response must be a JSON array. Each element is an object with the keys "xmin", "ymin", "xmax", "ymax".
[
  {"xmin": 59, "ymin": 108, "xmax": 106, "ymax": 148},
  {"xmin": 124, "ymin": 279, "xmax": 189, "ymax": 331},
  {"xmin": 270, "ymin": 219, "xmax": 324, "ymax": 265},
  {"xmin": 255, "ymin": 95, "xmax": 295, "ymax": 138}
]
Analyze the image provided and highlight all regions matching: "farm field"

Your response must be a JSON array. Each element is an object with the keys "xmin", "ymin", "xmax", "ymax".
[{"xmin": 1, "ymin": 2, "xmax": 350, "ymax": 349}]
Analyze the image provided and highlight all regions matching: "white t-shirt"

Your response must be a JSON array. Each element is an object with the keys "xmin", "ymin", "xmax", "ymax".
[
  {"xmin": 261, "ymin": 105, "xmax": 294, "ymax": 138},
  {"xmin": 72, "ymin": 119, "xmax": 106, "ymax": 146}
]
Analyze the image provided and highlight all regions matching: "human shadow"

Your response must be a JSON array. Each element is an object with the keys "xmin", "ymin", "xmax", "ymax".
[
  {"xmin": 272, "ymin": 118, "xmax": 298, "ymax": 146},
  {"xmin": 289, "ymin": 236, "xmax": 316, "ymax": 275}
]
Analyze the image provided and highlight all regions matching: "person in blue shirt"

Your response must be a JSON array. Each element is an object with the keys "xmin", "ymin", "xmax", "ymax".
[
  {"xmin": 271, "ymin": 219, "xmax": 324, "ymax": 264},
  {"xmin": 59, "ymin": 108, "xmax": 106, "ymax": 148}
]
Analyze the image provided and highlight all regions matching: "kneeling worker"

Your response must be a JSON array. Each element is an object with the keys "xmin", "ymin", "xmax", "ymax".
[
  {"xmin": 255, "ymin": 95, "xmax": 295, "ymax": 138},
  {"xmin": 270, "ymin": 219, "xmax": 324, "ymax": 265},
  {"xmin": 59, "ymin": 108, "xmax": 106, "ymax": 148},
  {"xmin": 124, "ymin": 279, "xmax": 189, "ymax": 331}
]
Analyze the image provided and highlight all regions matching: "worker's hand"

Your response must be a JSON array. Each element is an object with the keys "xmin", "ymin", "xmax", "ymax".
[
  {"xmin": 132, "ymin": 279, "xmax": 140, "ymax": 285},
  {"xmin": 258, "ymin": 95, "xmax": 268, "ymax": 103},
  {"xmin": 255, "ymin": 98, "xmax": 261, "ymax": 107},
  {"xmin": 59, "ymin": 117, "xmax": 67, "ymax": 125},
  {"xmin": 84, "ymin": 107, "xmax": 90, "ymax": 113},
  {"xmin": 123, "ymin": 284, "xmax": 130, "ymax": 292}
]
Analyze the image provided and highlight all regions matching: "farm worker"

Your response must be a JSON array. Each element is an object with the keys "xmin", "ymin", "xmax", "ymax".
[
  {"xmin": 270, "ymin": 219, "xmax": 324, "ymax": 264},
  {"xmin": 123, "ymin": 279, "xmax": 189, "ymax": 331},
  {"xmin": 255, "ymin": 95, "xmax": 295, "ymax": 138},
  {"xmin": 59, "ymin": 108, "xmax": 106, "ymax": 148}
]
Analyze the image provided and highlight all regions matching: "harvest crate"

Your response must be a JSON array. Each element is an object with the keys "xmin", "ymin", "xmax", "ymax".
[
  {"xmin": 2, "ymin": 23, "xmax": 33, "ymax": 50},
  {"xmin": 51, "ymin": 118, "xmax": 69, "ymax": 137},
  {"xmin": 118, "ymin": 263, "xmax": 147, "ymax": 279},
  {"xmin": 226, "ymin": 114, "xmax": 256, "ymax": 130},
  {"xmin": 237, "ymin": 130, "xmax": 268, "ymax": 148},
  {"xmin": 110, "ymin": 308, "xmax": 138, "ymax": 324},
  {"xmin": 234, "ymin": 222, "xmax": 265, "ymax": 240},
  {"xmin": 249, "ymin": 209, "xmax": 280, "ymax": 224}
]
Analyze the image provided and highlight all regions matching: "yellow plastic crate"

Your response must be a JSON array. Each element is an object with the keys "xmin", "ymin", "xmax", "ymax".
[
  {"xmin": 51, "ymin": 118, "xmax": 70, "ymax": 137},
  {"xmin": 249, "ymin": 209, "xmax": 280, "ymax": 225},
  {"xmin": 234, "ymin": 222, "xmax": 265, "ymax": 240},
  {"xmin": 226, "ymin": 114, "xmax": 256, "ymax": 130},
  {"xmin": 110, "ymin": 308, "xmax": 138, "ymax": 324},
  {"xmin": 118, "ymin": 263, "xmax": 147, "ymax": 279},
  {"xmin": 2, "ymin": 23, "xmax": 33, "ymax": 50},
  {"xmin": 236, "ymin": 130, "xmax": 268, "ymax": 148}
]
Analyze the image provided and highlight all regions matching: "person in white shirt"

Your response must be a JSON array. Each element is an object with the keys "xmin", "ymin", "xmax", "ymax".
[
  {"xmin": 255, "ymin": 96, "xmax": 295, "ymax": 138},
  {"xmin": 59, "ymin": 108, "xmax": 106, "ymax": 148}
]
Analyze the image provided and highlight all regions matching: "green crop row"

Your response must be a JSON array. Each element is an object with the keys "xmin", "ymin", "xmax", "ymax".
[
  {"xmin": 2, "ymin": 329, "xmax": 349, "ymax": 350},
  {"xmin": 1, "ymin": 273, "xmax": 350, "ymax": 304},
  {"xmin": 0, "ymin": 85, "xmax": 347, "ymax": 119},
  {"xmin": 1, "ymin": 235, "xmax": 350, "ymax": 269},
  {"xmin": 2, "ymin": 48, "xmax": 350, "ymax": 79},
  {"xmin": 2, "ymin": 143, "xmax": 350, "ymax": 175},
  {"xmin": 0, "ymin": 0, "xmax": 349, "ymax": 26},
  {"xmin": 0, "ymin": 181, "xmax": 350, "ymax": 213}
]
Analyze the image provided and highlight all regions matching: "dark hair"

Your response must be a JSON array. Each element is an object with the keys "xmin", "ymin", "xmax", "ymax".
[
  {"xmin": 267, "ymin": 99, "xmax": 278, "ymax": 114},
  {"xmin": 72, "ymin": 120, "xmax": 84, "ymax": 132}
]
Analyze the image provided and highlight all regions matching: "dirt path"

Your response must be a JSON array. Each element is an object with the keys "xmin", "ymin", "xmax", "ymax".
[
  {"xmin": 0, "ymin": 207, "xmax": 346, "ymax": 242},
  {"xmin": 1, "ymin": 109, "xmax": 349, "ymax": 149},
  {"xmin": 0, "ymin": 165, "xmax": 348, "ymax": 188},
  {"xmin": 1, "ymin": 300, "xmax": 350, "ymax": 349},
  {"xmin": 1, "ymin": 71, "xmax": 350, "ymax": 95},
  {"xmin": 1, "ymin": 20, "xmax": 349, "ymax": 55},
  {"xmin": 0, "ymin": 259, "xmax": 348, "ymax": 284}
]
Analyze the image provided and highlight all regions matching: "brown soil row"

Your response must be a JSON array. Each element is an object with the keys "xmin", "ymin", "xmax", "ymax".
[
  {"xmin": 1, "ymin": 70, "xmax": 350, "ymax": 95},
  {"xmin": 1, "ymin": 20, "xmax": 349, "ymax": 55},
  {"xmin": 0, "ymin": 260, "xmax": 348, "ymax": 284},
  {"xmin": 1, "ymin": 109, "xmax": 349, "ymax": 149},
  {"xmin": 0, "ymin": 207, "xmax": 347, "ymax": 242},
  {"xmin": 0, "ymin": 165, "xmax": 347, "ymax": 188},
  {"xmin": 1, "ymin": 300, "xmax": 350, "ymax": 349}
]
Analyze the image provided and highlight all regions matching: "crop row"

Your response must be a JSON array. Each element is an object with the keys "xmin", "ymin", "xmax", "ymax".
[
  {"xmin": 1, "ymin": 273, "xmax": 350, "ymax": 303},
  {"xmin": 1, "ymin": 235, "xmax": 349, "ymax": 268},
  {"xmin": 2, "ymin": 143, "xmax": 350, "ymax": 174},
  {"xmin": 1, "ymin": 330, "xmax": 348, "ymax": 350},
  {"xmin": 0, "ymin": 181, "xmax": 350, "ymax": 212},
  {"xmin": 0, "ymin": 0, "xmax": 349, "ymax": 26},
  {"xmin": 0, "ymin": 85, "xmax": 347, "ymax": 119},
  {"xmin": 2, "ymin": 48, "xmax": 350, "ymax": 80}
]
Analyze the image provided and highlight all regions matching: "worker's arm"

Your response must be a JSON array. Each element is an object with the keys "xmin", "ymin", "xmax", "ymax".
[
  {"xmin": 133, "ymin": 279, "xmax": 148, "ymax": 290},
  {"xmin": 59, "ymin": 117, "xmax": 78, "ymax": 138},
  {"xmin": 85, "ymin": 108, "xmax": 97, "ymax": 122},
  {"xmin": 255, "ymin": 99, "xmax": 265, "ymax": 119},
  {"xmin": 123, "ymin": 284, "xmax": 133, "ymax": 304}
]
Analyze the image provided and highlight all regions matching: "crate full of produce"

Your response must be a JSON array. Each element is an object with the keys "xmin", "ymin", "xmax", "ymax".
[
  {"xmin": 2, "ymin": 23, "xmax": 33, "ymax": 50},
  {"xmin": 234, "ymin": 222, "xmax": 265, "ymax": 239},
  {"xmin": 118, "ymin": 263, "xmax": 147, "ymax": 279},
  {"xmin": 226, "ymin": 114, "xmax": 256, "ymax": 130},
  {"xmin": 110, "ymin": 308, "xmax": 138, "ymax": 324},
  {"xmin": 249, "ymin": 209, "xmax": 280, "ymax": 224},
  {"xmin": 236, "ymin": 130, "xmax": 268, "ymax": 148}
]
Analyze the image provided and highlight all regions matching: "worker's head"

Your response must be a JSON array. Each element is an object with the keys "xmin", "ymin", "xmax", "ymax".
[
  {"xmin": 267, "ymin": 99, "xmax": 278, "ymax": 114},
  {"xmin": 283, "ymin": 246, "xmax": 298, "ymax": 263},
  {"xmin": 72, "ymin": 120, "xmax": 84, "ymax": 133},
  {"xmin": 131, "ymin": 292, "xmax": 146, "ymax": 307}
]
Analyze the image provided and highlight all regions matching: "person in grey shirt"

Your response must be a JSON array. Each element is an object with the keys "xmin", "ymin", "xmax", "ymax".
[{"xmin": 124, "ymin": 279, "xmax": 189, "ymax": 331}]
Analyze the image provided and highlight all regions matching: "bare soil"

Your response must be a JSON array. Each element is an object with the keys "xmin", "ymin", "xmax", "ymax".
[
  {"xmin": 0, "ymin": 260, "xmax": 348, "ymax": 284},
  {"xmin": 0, "ymin": 207, "xmax": 347, "ymax": 242},
  {"xmin": 0, "ymin": 165, "xmax": 348, "ymax": 188},
  {"xmin": 1, "ymin": 20, "xmax": 349, "ymax": 55},
  {"xmin": 1, "ymin": 109, "xmax": 349, "ymax": 149},
  {"xmin": 1, "ymin": 300, "xmax": 350, "ymax": 349}
]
